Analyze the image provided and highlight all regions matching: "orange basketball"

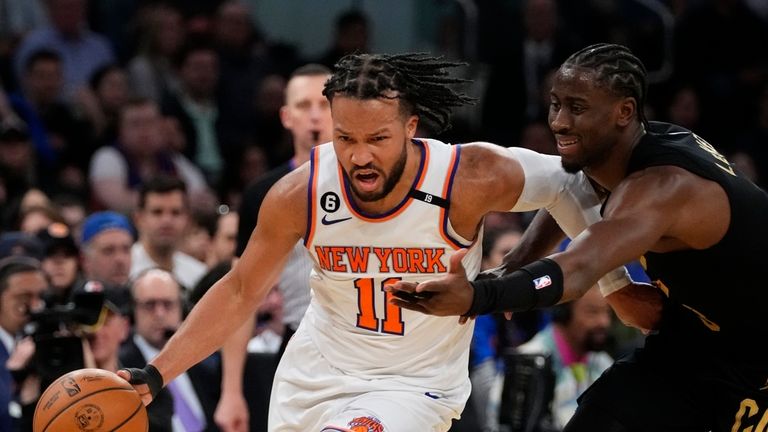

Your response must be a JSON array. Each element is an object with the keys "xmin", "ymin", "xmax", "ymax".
[{"xmin": 33, "ymin": 368, "xmax": 148, "ymax": 432}]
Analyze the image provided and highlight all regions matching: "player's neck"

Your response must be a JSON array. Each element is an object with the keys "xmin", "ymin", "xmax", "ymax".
[{"xmin": 141, "ymin": 240, "xmax": 175, "ymax": 270}]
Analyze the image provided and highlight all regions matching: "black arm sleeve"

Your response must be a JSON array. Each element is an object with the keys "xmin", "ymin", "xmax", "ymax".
[{"xmin": 467, "ymin": 258, "xmax": 564, "ymax": 315}]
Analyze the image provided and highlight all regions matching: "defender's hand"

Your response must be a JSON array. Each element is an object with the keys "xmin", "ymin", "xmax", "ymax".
[
  {"xmin": 117, "ymin": 365, "xmax": 163, "ymax": 406},
  {"xmin": 386, "ymin": 249, "xmax": 474, "ymax": 318}
]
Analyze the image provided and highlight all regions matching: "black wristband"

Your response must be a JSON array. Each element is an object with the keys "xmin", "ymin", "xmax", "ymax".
[
  {"xmin": 467, "ymin": 258, "xmax": 564, "ymax": 315},
  {"xmin": 123, "ymin": 364, "xmax": 164, "ymax": 398}
]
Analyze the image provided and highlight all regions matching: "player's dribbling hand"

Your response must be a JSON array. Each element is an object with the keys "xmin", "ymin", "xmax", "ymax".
[
  {"xmin": 386, "ymin": 249, "xmax": 474, "ymax": 320},
  {"xmin": 117, "ymin": 365, "xmax": 163, "ymax": 406}
]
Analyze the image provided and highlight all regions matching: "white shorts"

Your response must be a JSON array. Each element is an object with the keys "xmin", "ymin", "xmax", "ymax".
[{"xmin": 267, "ymin": 325, "xmax": 468, "ymax": 431}]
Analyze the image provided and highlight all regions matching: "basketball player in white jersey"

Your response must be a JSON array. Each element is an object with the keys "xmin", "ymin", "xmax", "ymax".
[{"xmin": 119, "ymin": 53, "xmax": 631, "ymax": 431}]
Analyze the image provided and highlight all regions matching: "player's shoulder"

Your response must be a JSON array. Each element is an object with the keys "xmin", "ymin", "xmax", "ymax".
[
  {"xmin": 456, "ymin": 142, "xmax": 524, "ymax": 173},
  {"xmin": 612, "ymin": 165, "xmax": 703, "ymax": 214},
  {"xmin": 624, "ymin": 164, "xmax": 700, "ymax": 189},
  {"xmin": 449, "ymin": 142, "xmax": 527, "ymax": 213}
]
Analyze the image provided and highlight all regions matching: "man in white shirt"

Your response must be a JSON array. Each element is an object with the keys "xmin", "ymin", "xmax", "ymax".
[{"xmin": 130, "ymin": 176, "xmax": 207, "ymax": 292}]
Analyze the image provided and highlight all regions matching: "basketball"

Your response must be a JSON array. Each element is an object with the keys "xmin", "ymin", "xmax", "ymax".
[{"xmin": 33, "ymin": 368, "xmax": 147, "ymax": 432}]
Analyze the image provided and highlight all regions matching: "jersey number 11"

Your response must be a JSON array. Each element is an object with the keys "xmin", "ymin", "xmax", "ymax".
[{"xmin": 354, "ymin": 278, "xmax": 405, "ymax": 335}]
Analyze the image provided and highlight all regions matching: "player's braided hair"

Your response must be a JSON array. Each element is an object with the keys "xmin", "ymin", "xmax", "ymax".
[
  {"xmin": 323, "ymin": 53, "xmax": 475, "ymax": 134},
  {"xmin": 563, "ymin": 43, "xmax": 649, "ymax": 127}
]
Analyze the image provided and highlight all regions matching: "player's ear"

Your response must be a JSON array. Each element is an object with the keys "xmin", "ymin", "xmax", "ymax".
[
  {"xmin": 279, "ymin": 105, "xmax": 292, "ymax": 129},
  {"xmin": 616, "ymin": 97, "xmax": 636, "ymax": 127},
  {"xmin": 405, "ymin": 115, "xmax": 419, "ymax": 139}
]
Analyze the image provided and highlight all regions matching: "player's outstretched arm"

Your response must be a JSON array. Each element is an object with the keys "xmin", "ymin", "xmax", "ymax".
[
  {"xmin": 497, "ymin": 208, "xmax": 663, "ymax": 331},
  {"xmin": 118, "ymin": 167, "xmax": 309, "ymax": 404},
  {"xmin": 483, "ymin": 209, "xmax": 566, "ymax": 279},
  {"xmin": 389, "ymin": 167, "xmax": 685, "ymax": 319}
]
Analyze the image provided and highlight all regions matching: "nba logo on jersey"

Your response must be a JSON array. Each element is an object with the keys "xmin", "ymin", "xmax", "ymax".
[{"xmin": 534, "ymin": 275, "xmax": 552, "ymax": 290}]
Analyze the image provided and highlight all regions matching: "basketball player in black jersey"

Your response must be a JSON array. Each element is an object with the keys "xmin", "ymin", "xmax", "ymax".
[{"xmin": 390, "ymin": 43, "xmax": 768, "ymax": 431}]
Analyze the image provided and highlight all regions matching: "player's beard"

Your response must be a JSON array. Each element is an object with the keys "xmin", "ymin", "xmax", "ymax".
[
  {"xmin": 560, "ymin": 139, "xmax": 613, "ymax": 174},
  {"xmin": 346, "ymin": 141, "xmax": 408, "ymax": 202}
]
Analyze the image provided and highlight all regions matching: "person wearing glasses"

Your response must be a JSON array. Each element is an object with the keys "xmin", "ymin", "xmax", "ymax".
[{"xmin": 120, "ymin": 268, "xmax": 219, "ymax": 432}]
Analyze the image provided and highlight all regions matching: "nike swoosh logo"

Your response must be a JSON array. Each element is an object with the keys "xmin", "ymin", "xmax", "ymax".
[
  {"xmin": 321, "ymin": 215, "xmax": 352, "ymax": 225},
  {"xmin": 424, "ymin": 392, "xmax": 440, "ymax": 399}
]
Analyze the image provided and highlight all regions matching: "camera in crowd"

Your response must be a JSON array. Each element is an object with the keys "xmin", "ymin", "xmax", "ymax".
[{"xmin": 21, "ymin": 282, "xmax": 106, "ymax": 390}]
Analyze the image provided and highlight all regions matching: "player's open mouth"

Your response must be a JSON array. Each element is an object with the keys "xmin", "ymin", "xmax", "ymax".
[{"xmin": 355, "ymin": 172, "xmax": 380, "ymax": 191}]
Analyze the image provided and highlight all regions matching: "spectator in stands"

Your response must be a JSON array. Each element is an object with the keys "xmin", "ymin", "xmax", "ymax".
[
  {"xmin": 51, "ymin": 192, "xmax": 87, "ymax": 235},
  {"xmin": 665, "ymin": 84, "xmax": 701, "ymax": 132},
  {"xmin": 184, "ymin": 205, "xmax": 238, "ymax": 269},
  {"xmin": 208, "ymin": 206, "xmax": 237, "ymax": 268},
  {"xmin": 17, "ymin": 203, "xmax": 64, "ymax": 234},
  {"xmin": 180, "ymin": 207, "xmax": 217, "ymax": 265},
  {"xmin": 213, "ymin": 1, "xmax": 273, "ymax": 156},
  {"xmin": 252, "ymin": 73, "xmax": 290, "ymax": 167},
  {"xmin": 482, "ymin": 0, "xmax": 576, "ymax": 143},
  {"xmin": 0, "ymin": 256, "xmax": 47, "ymax": 431},
  {"xmin": 0, "ymin": 0, "xmax": 47, "ymax": 55},
  {"xmin": 36, "ymin": 222, "xmax": 81, "ymax": 305},
  {"xmin": 520, "ymin": 120, "xmax": 558, "ymax": 155},
  {"xmin": 86, "ymin": 286, "xmax": 132, "ymax": 373},
  {"xmin": 80, "ymin": 211, "xmax": 135, "ymax": 288},
  {"xmin": 315, "ymin": 9, "xmax": 370, "ymax": 69},
  {"xmin": 130, "ymin": 176, "xmax": 207, "ymax": 292},
  {"xmin": 13, "ymin": 0, "xmax": 116, "ymax": 101},
  {"xmin": 674, "ymin": 0, "xmax": 768, "ymax": 148},
  {"xmin": 77, "ymin": 64, "xmax": 131, "ymax": 147},
  {"xmin": 120, "ymin": 268, "xmax": 219, "ymax": 432},
  {"xmin": 162, "ymin": 42, "xmax": 228, "ymax": 189},
  {"xmin": 0, "ymin": 124, "xmax": 37, "ymax": 206},
  {"xmin": 740, "ymin": 82, "xmax": 768, "ymax": 189},
  {"xmin": 515, "ymin": 288, "xmax": 614, "ymax": 430},
  {"xmin": 247, "ymin": 287, "xmax": 284, "ymax": 355},
  {"xmin": 88, "ymin": 97, "xmax": 213, "ymax": 214},
  {"xmin": 127, "ymin": 4, "xmax": 185, "ymax": 103},
  {"xmin": 0, "ymin": 232, "xmax": 44, "ymax": 262},
  {"xmin": 9, "ymin": 49, "xmax": 92, "ymax": 192}
]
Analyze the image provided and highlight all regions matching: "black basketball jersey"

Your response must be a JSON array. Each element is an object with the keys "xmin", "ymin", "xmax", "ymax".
[{"xmin": 620, "ymin": 121, "xmax": 768, "ymax": 342}]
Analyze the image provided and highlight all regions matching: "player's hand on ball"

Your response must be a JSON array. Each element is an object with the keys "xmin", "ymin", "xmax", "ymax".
[{"xmin": 117, "ymin": 365, "xmax": 163, "ymax": 406}]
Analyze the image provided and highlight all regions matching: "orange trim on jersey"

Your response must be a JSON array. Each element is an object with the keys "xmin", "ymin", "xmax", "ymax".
[
  {"xmin": 303, "ymin": 147, "xmax": 321, "ymax": 247},
  {"xmin": 337, "ymin": 139, "xmax": 430, "ymax": 223},
  {"xmin": 321, "ymin": 427, "xmax": 354, "ymax": 432},
  {"xmin": 414, "ymin": 139, "xmax": 430, "ymax": 190},
  {"xmin": 439, "ymin": 145, "xmax": 468, "ymax": 249}
]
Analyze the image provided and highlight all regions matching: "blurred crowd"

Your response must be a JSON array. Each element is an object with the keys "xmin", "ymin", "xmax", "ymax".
[{"xmin": 0, "ymin": 0, "xmax": 766, "ymax": 431}]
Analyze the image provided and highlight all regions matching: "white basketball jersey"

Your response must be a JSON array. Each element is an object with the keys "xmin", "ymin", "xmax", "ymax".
[{"xmin": 302, "ymin": 138, "xmax": 482, "ymax": 392}]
